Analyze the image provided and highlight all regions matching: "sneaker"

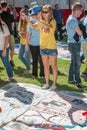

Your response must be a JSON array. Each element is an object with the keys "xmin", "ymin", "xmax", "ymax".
[
  {"xmin": 76, "ymin": 83, "xmax": 86, "ymax": 89},
  {"xmin": 42, "ymin": 84, "xmax": 50, "ymax": 89},
  {"xmin": 68, "ymin": 81, "xmax": 76, "ymax": 84},
  {"xmin": 10, "ymin": 60, "xmax": 15, "ymax": 67},
  {"xmin": 5, "ymin": 77, "xmax": 14, "ymax": 82},
  {"xmin": 49, "ymin": 84, "xmax": 57, "ymax": 91}
]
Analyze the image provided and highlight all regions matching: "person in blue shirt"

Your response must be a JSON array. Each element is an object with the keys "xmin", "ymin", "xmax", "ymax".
[
  {"xmin": 66, "ymin": 2, "xmax": 87, "ymax": 88},
  {"xmin": 26, "ymin": 19, "xmax": 44, "ymax": 78},
  {"xmin": 53, "ymin": 4, "xmax": 64, "ymax": 40}
]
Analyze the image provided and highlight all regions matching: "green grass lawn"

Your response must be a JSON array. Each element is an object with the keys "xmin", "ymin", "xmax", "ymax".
[{"xmin": 0, "ymin": 54, "xmax": 87, "ymax": 93}]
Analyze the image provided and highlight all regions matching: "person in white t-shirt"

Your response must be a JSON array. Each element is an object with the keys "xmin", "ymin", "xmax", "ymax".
[{"xmin": 0, "ymin": 16, "xmax": 13, "ymax": 81}]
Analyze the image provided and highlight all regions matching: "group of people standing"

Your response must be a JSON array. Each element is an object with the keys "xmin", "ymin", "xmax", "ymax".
[
  {"xmin": 0, "ymin": 0, "xmax": 87, "ymax": 90},
  {"xmin": 0, "ymin": 0, "xmax": 58, "ymax": 90}
]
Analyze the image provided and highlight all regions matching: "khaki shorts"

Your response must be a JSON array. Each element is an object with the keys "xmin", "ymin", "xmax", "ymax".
[
  {"xmin": 81, "ymin": 41, "xmax": 87, "ymax": 60},
  {"xmin": 9, "ymin": 35, "xmax": 15, "ymax": 49}
]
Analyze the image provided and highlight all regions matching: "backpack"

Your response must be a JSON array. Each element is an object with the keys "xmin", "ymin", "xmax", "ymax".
[{"xmin": 73, "ymin": 23, "xmax": 87, "ymax": 42}]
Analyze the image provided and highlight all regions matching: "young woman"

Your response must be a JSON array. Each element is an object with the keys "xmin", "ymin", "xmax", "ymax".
[
  {"xmin": 0, "ymin": 16, "xmax": 13, "ymax": 81},
  {"xmin": 27, "ymin": 5, "xmax": 58, "ymax": 90},
  {"xmin": 18, "ymin": 8, "xmax": 30, "ymax": 75}
]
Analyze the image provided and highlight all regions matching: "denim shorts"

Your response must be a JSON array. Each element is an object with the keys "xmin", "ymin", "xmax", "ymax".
[{"xmin": 40, "ymin": 49, "xmax": 58, "ymax": 56}]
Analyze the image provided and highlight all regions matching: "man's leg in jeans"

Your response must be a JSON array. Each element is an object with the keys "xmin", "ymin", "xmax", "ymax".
[{"xmin": 68, "ymin": 43, "xmax": 75, "ymax": 83}]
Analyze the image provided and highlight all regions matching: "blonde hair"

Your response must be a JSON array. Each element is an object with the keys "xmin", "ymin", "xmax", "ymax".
[
  {"xmin": 41, "ymin": 4, "xmax": 53, "ymax": 23},
  {"xmin": 19, "ymin": 8, "xmax": 28, "ymax": 32}
]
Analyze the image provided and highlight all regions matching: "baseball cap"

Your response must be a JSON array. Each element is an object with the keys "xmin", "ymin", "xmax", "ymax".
[
  {"xmin": 30, "ymin": 2, "xmax": 38, "ymax": 8},
  {"xmin": 0, "ymin": 0, "xmax": 7, "ymax": 4},
  {"xmin": 29, "ymin": 5, "xmax": 41, "ymax": 16},
  {"xmin": 28, "ymin": 2, "xmax": 39, "ymax": 16}
]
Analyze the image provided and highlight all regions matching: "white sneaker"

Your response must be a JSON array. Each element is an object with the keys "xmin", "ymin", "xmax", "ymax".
[
  {"xmin": 49, "ymin": 84, "xmax": 57, "ymax": 91},
  {"xmin": 42, "ymin": 84, "xmax": 50, "ymax": 89}
]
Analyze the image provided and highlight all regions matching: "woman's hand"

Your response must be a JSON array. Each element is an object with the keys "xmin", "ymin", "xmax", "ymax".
[
  {"xmin": 18, "ymin": 32, "xmax": 22, "ymax": 37},
  {"xmin": 2, "ymin": 49, "xmax": 6, "ymax": 57},
  {"xmin": 18, "ymin": 32, "xmax": 26, "ymax": 38},
  {"xmin": 25, "ymin": 44, "xmax": 29, "ymax": 51}
]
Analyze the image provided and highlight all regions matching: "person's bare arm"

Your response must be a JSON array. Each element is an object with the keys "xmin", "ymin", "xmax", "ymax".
[
  {"xmin": 11, "ymin": 22, "xmax": 15, "ymax": 31},
  {"xmin": 26, "ymin": 32, "xmax": 31, "ymax": 45},
  {"xmin": 33, "ymin": 16, "xmax": 52, "ymax": 29},
  {"xmin": 26, "ymin": 16, "xmax": 52, "ymax": 29},
  {"xmin": 2, "ymin": 35, "xmax": 10, "ymax": 57}
]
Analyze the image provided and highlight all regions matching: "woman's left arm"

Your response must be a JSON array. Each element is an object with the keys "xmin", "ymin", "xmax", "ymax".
[
  {"xmin": 2, "ymin": 24, "xmax": 10, "ymax": 57},
  {"xmin": 2, "ymin": 35, "xmax": 10, "ymax": 57}
]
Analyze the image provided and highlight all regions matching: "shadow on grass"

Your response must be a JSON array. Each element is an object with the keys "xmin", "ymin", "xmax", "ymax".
[
  {"xmin": 0, "ymin": 66, "xmax": 4, "ymax": 71},
  {"xmin": 13, "ymin": 66, "xmax": 25, "ymax": 76},
  {"xmin": 38, "ymin": 78, "xmax": 51, "ymax": 87},
  {"xmin": 58, "ymin": 70, "xmax": 67, "ymax": 76},
  {"xmin": 0, "ymin": 78, "xmax": 6, "ymax": 87},
  {"xmin": 0, "ymin": 78, "xmax": 17, "ymax": 88},
  {"xmin": 57, "ymin": 83, "xmax": 86, "ymax": 93},
  {"xmin": 50, "ymin": 66, "xmax": 67, "ymax": 76}
]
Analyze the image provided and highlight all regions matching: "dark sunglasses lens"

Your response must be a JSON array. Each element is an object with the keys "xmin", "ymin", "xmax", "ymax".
[{"xmin": 42, "ymin": 11, "xmax": 48, "ymax": 14}]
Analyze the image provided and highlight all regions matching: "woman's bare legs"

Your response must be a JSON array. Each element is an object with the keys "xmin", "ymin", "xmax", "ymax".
[
  {"xmin": 41, "ymin": 55, "xmax": 50, "ymax": 85},
  {"xmin": 41, "ymin": 55, "xmax": 58, "ymax": 90},
  {"xmin": 50, "ymin": 55, "xmax": 58, "ymax": 85}
]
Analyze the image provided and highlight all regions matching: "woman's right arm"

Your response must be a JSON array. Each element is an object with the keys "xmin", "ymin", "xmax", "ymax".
[
  {"xmin": 26, "ymin": 16, "xmax": 38, "ymax": 29},
  {"xmin": 2, "ymin": 25, "xmax": 10, "ymax": 57},
  {"xmin": 18, "ymin": 22, "xmax": 21, "ymax": 37}
]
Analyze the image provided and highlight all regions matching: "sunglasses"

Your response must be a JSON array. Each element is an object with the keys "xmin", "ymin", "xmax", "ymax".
[{"xmin": 42, "ymin": 11, "xmax": 49, "ymax": 14}]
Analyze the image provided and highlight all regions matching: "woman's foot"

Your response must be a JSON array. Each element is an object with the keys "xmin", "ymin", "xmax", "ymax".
[
  {"xmin": 49, "ymin": 84, "xmax": 57, "ymax": 91},
  {"xmin": 42, "ymin": 84, "xmax": 50, "ymax": 89},
  {"xmin": 5, "ymin": 77, "xmax": 14, "ymax": 82}
]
